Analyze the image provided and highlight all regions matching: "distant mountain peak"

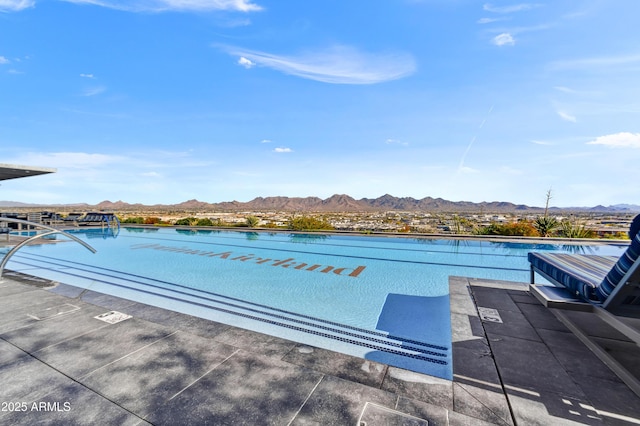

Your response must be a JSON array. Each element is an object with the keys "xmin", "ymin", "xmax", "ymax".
[{"xmin": 1, "ymin": 195, "xmax": 639, "ymax": 213}]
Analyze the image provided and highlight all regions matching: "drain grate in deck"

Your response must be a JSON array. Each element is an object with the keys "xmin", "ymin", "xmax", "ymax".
[
  {"xmin": 478, "ymin": 307, "xmax": 503, "ymax": 324},
  {"xmin": 94, "ymin": 311, "xmax": 132, "ymax": 324}
]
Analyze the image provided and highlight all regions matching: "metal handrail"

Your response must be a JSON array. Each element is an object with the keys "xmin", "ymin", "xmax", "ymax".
[{"xmin": 0, "ymin": 218, "xmax": 96, "ymax": 280}]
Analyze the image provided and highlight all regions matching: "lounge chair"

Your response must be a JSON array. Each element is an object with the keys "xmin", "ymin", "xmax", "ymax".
[
  {"xmin": 528, "ymin": 215, "xmax": 640, "ymax": 312},
  {"xmin": 0, "ymin": 225, "xmax": 10, "ymax": 241},
  {"xmin": 528, "ymin": 216, "xmax": 640, "ymax": 397}
]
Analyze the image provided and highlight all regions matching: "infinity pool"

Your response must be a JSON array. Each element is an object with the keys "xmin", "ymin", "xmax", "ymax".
[{"xmin": 4, "ymin": 227, "xmax": 625, "ymax": 380}]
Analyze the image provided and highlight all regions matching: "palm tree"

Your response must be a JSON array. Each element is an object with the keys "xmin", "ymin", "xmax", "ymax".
[{"xmin": 245, "ymin": 216, "xmax": 260, "ymax": 227}]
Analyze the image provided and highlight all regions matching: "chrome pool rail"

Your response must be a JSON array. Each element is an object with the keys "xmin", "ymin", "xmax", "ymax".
[{"xmin": 0, "ymin": 218, "xmax": 96, "ymax": 281}]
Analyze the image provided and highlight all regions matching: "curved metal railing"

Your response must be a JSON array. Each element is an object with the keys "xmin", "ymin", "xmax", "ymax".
[{"xmin": 0, "ymin": 218, "xmax": 96, "ymax": 280}]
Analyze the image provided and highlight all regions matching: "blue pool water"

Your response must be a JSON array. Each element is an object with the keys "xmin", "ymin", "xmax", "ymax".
[{"xmin": 3, "ymin": 227, "xmax": 626, "ymax": 380}]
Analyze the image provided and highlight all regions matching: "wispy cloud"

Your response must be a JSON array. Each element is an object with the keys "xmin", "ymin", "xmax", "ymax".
[
  {"xmin": 553, "ymin": 86, "xmax": 576, "ymax": 94},
  {"xmin": 0, "ymin": 0, "xmax": 34, "ymax": 12},
  {"xmin": 551, "ymin": 53, "xmax": 640, "ymax": 70},
  {"xmin": 486, "ymin": 23, "xmax": 551, "ymax": 46},
  {"xmin": 458, "ymin": 105, "xmax": 494, "ymax": 172},
  {"xmin": 483, "ymin": 3, "xmax": 541, "ymax": 14},
  {"xmin": 237, "ymin": 56, "xmax": 255, "ymax": 69},
  {"xmin": 492, "ymin": 33, "xmax": 515, "ymax": 46},
  {"xmin": 477, "ymin": 17, "xmax": 508, "ymax": 24},
  {"xmin": 2, "ymin": 150, "xmax": 225, "ymax": 204},
  {"xmin": 12, "ymin": 152, "xmax": 125, "ymax": 169},
  {"xmin": 553, "ymin": 86, "xmax": 601, "ymax": 97},
  {"xmin": 60, "ymin": 107, "xmax": 128, "ymax": 119},
  {"xmin": 487, "ymin": 23, "xmax": 552, "ymax": 35},
  {"xmin": 0, "ymin": 56, "xmax": 10, "ymax": 64},
  {"xmin": 531, "ymin": 139, "xmax": 553, "ymax": 145},
  {"xmin": 557, "ymin": 110, "xmax": 576, "ymax": 122},
  {"xmin": 82, "ymin": 86, "xmax": 106, "ymax": 96},
  {"xmin": 80, "ymin": 73, "xmax": 95, "ymax": 78},
  {"xmin": 60, "ymin": 0, "xmax": 263, "ymax": 13},
  {"xmin": 587, "ymin": 132, "xmax": 640, "ymax": 149},
  {"xmin": 260, "ymin": 139, "xmax": 272, "ymax": 144},
  {"xmin": 223, "ymin": 44, "xmax": 417, "ymax": 85},
  {"xmin": 273, "ymin": 147, "xmax": 293, "ymax": 153},
  {"xmin": 458, "ymin": 166, "xmax": 480, "ymax": 174}
]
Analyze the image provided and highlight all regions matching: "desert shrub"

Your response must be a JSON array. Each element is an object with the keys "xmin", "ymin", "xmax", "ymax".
[
  {"xmin": 558, "ymin": 220, "xmax": 596, "ymax": 239},
  {"xmin": 288, "ymin": 216, "xmax": 334, "ymax": 231},
  {"xmin": 122, "ymin": 217, "xmax": 144, "ymax": 224},
  {"xmin": 477, "ymin": 221, "xmax": 539, "ymax": 237},
  {"xmin": 534, "ymin": 216, "xmax": 559, "ymax": 237},
  {"xmin": 601, "ymin": 232, "xmax": 628, "ymax": 239},
  {"xmin": 174, "ymin": 217, "xmax": 196, "ymax": 226},
  {"xmin": 195, "ymin": 218, "xmax": 214, "ymax": 226}
]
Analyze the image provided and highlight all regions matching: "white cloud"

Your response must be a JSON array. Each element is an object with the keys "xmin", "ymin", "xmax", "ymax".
[
  {"xmin": 82, "ymin": 86, "xmax": 106, "ymax": 96},
  {"xmin": 1, "ymin": 150, "xmax": 227, "ymax": 204},
  {"xmin": 492, "ymin": 33, "xmax": 515, "ymax": 46},
  {"xmin": 483, "ymin": 3, "xmax": 540, "ymax": 14},
  {"xmin": 587, "ymin": 132, "xmax": 640, "ymax": 148},
  {"xmin": 237, "ymin": 56, "xmax": 255, "ymax": 69},
  {"xmin": 477, "ymin": 17, "xmax": 508, "ymax": 24},
  {"xmin": 553, "ymin": 86, "xmax": 603, "ymax": 97},
  {"xmin": 0, "ymin": 0, "xmax": 34, "ymax": 12},
  {"xmin": 487, "ymin": 23, "xmax": 551, "ymax": 35},
  {"xmin": 557, "ymin": 110, "xmax": 576, "ymax": 122},
  {"xmin": 0, "ymin": 56, "xmax": 10, "ymax": 64},
  {"xmin": 61, "ymin": 0, "xmax": 262, "ymax": 13},
  {"xmin": 11, "ymin": 152, "xmax": 125, "ymax": 169},
  {"xmin": 224, "ymin": 44, "xmax": 416, "ymax": 85},
  {"xmin": 80, "ymin": 73, "xmax": 95, "ymax": 78},
  {"xmin": 273, "ymin": 147, "xmax": 292, "ymax": 153},
  {"xmin": 260, "ymin": 139, "xmax": 272, "ymax": 143},
  {"xmin": 531, "ymin": 139, "xmax": 553, "ymax": 145}
]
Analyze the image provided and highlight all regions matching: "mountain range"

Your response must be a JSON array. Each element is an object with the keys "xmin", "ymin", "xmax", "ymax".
[{"xmin": 1, "ymin": 194, "xmax": 639, "ymax": 213}]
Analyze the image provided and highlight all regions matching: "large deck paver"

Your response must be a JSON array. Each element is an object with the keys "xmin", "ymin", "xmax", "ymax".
[
  {"xmin": 147, "ymin": 350, "xmax": 324, "ymax": 425},
  {"xmin": 0, "ymin": 339, "xmax": 74, "ymax": 404},
  {"xmin": 0, "ymin": 302, "xmax": 109, "ymax": 352},
  {"xmin": 282, "ymin": 343, "xmax": 388, "ymax": 388},
  {"xmin": 1, "ymin": 381, "xmax": 148, "ymax": 426},
  {"xmin": 33, "ymin": 317, "xmax": 175, "ymax": 378},
  {"xmin": 80, "ymin": 331, "xmax": 239, "ymax": 417},
  {"xmin": 292, "ymin": 375, "xmax": 398, "ymax": 425}
]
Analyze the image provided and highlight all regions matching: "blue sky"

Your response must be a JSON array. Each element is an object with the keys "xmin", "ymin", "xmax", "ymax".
[{"xmin": 1, "ymin": 0, "xmax": 639, "ymax": 207}]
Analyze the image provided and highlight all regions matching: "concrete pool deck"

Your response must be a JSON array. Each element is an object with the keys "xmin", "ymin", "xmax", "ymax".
[{"xmin": 1, "ymin": 271, "xmax": 639, "ymax": 425}]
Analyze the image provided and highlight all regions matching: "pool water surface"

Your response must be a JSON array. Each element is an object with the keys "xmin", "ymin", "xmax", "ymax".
[{"xmin": 4, "ymin": 228, "xmax": 626, "ymax": 380}]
